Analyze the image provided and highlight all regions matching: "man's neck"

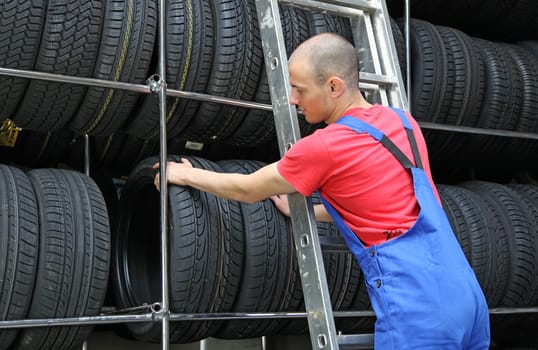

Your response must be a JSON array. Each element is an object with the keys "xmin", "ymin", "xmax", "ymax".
[{"xmin": 327, "ymin": 92, "xmax": 372, "ymax": 124}]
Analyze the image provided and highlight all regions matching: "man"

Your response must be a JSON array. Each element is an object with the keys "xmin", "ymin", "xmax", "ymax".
[{"xmin": 154, "ymin": 32, "xmax": 490, "ymax": 349}]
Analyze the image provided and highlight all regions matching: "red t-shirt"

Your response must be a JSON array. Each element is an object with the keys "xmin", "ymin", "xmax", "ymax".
[{"xmin": 277, "ymin": 104, "xmax": 440, "ymax": 247}]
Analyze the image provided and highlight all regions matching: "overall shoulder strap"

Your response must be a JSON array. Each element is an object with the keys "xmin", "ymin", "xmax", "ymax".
[
  {"xmin": 337, "ymin": 115, "xmax": 416, "ymax": 169},
  {"xmin": 388, "ymin": 107, "xmax": 423, "ymax": 170}
]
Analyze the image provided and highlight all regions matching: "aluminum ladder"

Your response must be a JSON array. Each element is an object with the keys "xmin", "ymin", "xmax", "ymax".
[{"xmin": 253, "ymin": 0, "xmax": 408, "ymax": 349}]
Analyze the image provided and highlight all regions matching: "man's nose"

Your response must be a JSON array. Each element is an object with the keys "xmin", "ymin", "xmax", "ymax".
[{"xmin": 289, "ymin": 93, "xmax": 298, "ymax": 105}]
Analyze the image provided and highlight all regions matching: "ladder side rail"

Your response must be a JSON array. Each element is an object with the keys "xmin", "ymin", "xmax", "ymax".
[
  {"xmin": 254, "ymin": 1, "xmax": 339, "ymax": 349},
  {"xmin": 371, "ymin": 0, "xmax": 409, "ymax": 109},
  {"xmin": 351, "ymin": 14, "xmax": 390, "ymax": 106},
  {"xmin": 279, "ymin": 0, "xmax": 366, "ymax": 16},
  {"xmin": 279, "ymin": 0, "xmax": 376, "ymax": 11}
]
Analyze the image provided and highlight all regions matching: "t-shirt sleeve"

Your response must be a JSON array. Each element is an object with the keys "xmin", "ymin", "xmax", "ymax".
[{"xmin": 277, "ymin": 133, "xmax": 332, "ymax": 196}]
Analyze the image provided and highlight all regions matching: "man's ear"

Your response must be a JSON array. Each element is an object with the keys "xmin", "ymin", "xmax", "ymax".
[{"xmin": 328, "ymin": 77, "xmax": 345, "ymax": 97}]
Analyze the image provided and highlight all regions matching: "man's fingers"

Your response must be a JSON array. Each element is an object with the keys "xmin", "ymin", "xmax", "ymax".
[
  {"xmin": 180, "ymin": 158, "xmax": 192, "ymax": 167},
  {"xmin": 154, "ymin": 173, "xmax": 160, "ymax": 190}
]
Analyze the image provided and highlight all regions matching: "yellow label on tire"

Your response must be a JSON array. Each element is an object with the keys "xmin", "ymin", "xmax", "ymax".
[{"xmin": 0, "ymin": 119, "xmax": 20, "ymax": 147}]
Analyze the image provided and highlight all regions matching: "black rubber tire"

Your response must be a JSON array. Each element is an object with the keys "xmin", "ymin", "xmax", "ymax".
[
  {"xmin": 464, "ymin": 39, "xmax": 522, "ymax": 163},
  {"xmin": 440, "ymin": 26, "xmax": 485, "ymax": 128},
  {"xmin": 518, "ymin": 41, "xmax": 538, "ymax": 58},
  {"xmin": 0, "ymin": 0, "xmax": 46, "ymax": 120},
  {"xmin": 0, "ymin": 165, "xmax": 39, "ymax": 350},
  {"xmin": 11, "ymin": 0, "xmax": 106, "ymax": 132},
  {"xmin": 390, "ymin": 17, "xmax": 407, "ymax": 86},
  {"xmin": 279, "ymin": 5, "xmax": 321, "ymax": 138},
  {"xmin": 305, "ymin": 11, "xmax": 353, "ymax": 43},
  {"xmin": 113, "ymin": 155, "xmax": 243, "ymax": 343},
  {"xmin": 179, "ymin": 0, "xmax": 264, "ymax": 143},
  {"xmin": 334, "ymin": 268, "xmax": 375, "ymax": 333},
  {"xmin": 69, "ymin": 0, "xmax": 157, "ymax": 136},
  {"xmin": 500, "ymin": 45, "xmax": 538, "ymax": 166},
  {"xmin": 223, "ymin": 3, "xmax": 312, "ymax": 146},
  {"xmin": 126, "ymin": 0, "xmax": 214, "ymax": 140},
  {"xmin": 16, "ymin": 169, "xmax": 110, "ymax": 350},
  {"xmin": 437, "ymin": 184, "xmax": 497, "ymax": 304},
  {"xmin": 219, "ymin": 0, "xmax": 274, "ymax": 147},
  {"xmin": 430, "ymin": 25, "xmax": 485, "ymax": 159},
  {"xmin": 96, "ymin": 134, "xmax": 159, "ymax": 177},
  {"xmin": 505, "ymin": 184, "xmax": 538, "ymax": 305},
  {"xmin": 215, "ymin": 160, "xmax": 295, "ymax": 339},
  {"xmin": 405, "ymin": 19, "xmax": 448, "ymax": 124},
  {"xmin": 461, "ymin": 181, "xmax": 536, "ymax": 311}
]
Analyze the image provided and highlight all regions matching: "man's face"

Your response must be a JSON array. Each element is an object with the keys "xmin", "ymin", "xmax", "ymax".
[{"xmin": 288, "ymin": 56, "xmax": 330, "ymax": 124}]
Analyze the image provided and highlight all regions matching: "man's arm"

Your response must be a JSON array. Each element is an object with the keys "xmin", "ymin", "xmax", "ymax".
[{"xmin": 153, "ymin": 158, "xmax": 296, "ymax": 203}]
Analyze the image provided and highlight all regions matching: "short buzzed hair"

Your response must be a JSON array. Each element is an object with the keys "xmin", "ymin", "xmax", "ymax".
[{"xmin": 295, "ymin": 33, "xmax": 359, "ymax": 88}]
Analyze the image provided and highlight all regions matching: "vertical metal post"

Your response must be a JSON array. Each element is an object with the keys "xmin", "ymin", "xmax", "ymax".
[
  {"xmin": 254, "ymin": 1, "xmax": 339, "ymax": 349},
  {"xmin": 83, "ymin": 134, "xmax": 90, "ymax": 176},
  {"xmin": 157, "ymin": 0, "xmax": 170, "ymax": 349},
  {"xmin": 404, "ymin": 0, "xmax": 411, "ymax": 110}
]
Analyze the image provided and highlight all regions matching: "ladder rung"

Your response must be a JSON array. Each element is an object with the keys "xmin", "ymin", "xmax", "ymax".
[
  {"xmin": 278, "ymin": 0, "xmax": 375, "ymax": 17},
  {"xmin": 359, "ymin": 72, "xmax": 396, "ymax": 86},
  {"xmin": 337, "ymin": 334, "xmax": 375, "ymax": 349}
]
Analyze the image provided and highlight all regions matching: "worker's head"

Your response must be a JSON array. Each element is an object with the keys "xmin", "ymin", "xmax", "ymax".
[{"xmin": 288, "ymin": 33, "xmax": 360, "ymax": 124}]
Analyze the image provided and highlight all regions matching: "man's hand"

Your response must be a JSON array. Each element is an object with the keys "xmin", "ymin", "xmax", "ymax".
[
  {"xmin": 153, "ymin": 158, "xmax": 193, "ymax": 190},
  {"xmin": 271, "ymin": 193, "xmax": 333, "ymax": 222},
  {"xmin": 270, "ymin": 194, "xmax": 291, "ymax": 217}
]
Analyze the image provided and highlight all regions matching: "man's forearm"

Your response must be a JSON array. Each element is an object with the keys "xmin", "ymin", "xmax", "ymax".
[
  {"xmin": 179, "ymin": 167, "xmax": 261, "ymax": 203},
  {"xmin": 314, "ymin": 204, "xmax": 333, "ymax": 222}
]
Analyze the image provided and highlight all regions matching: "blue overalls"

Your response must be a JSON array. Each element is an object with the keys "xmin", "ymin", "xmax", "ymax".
[{"xmin": 320, "ymin": 108, "xmax": 490, "ymax": 349}]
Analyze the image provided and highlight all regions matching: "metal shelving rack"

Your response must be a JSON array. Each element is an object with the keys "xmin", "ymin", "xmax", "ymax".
[{"xmin": 1, "ymin": 0, "xmax": 538, "ymax": 350}]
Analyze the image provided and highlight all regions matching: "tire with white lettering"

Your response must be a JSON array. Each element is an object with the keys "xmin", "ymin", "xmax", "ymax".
[
  {"xmin": 15, "ymin": 169, "xmax": 110, "ymax": 350},
  {"xmin": 0, "ymin": 165, "xmax": 38, "ymax": 350}
]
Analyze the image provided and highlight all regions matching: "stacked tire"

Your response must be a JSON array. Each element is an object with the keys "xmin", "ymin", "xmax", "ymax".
[
  {"xmin": 0, "ymin": 165, "xmax": 110, "ymax": 350},
  {"xmin": 402, "ymin": 18, "xmax": 538, "ymax": 171},
  {"xmin": 112, "ymin": 156, "xmax": 376, "ymax": 342},
  {"xmin": 439, "ymin": 181, "xmax": 538, "ymax": 337},
  {"xmin": 0, "ymin": 0, "xmax": 353, "ymax": 146},
  {"xmin": 112, "ymin": 156, "xmax": 538, "ymax": 342}
]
